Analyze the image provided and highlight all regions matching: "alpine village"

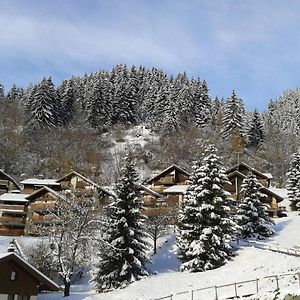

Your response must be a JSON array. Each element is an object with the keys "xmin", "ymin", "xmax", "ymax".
[{"xmin": 1, "ymin": 63, "xmax": 300, "ymax": 300}]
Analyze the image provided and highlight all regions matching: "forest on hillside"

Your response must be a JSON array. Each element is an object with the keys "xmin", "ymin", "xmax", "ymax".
[{"xmin": 0, "ymin": 64, "xmax": 299, "ymax": 186}]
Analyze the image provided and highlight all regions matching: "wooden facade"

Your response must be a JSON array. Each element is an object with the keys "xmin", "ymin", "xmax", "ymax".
[
  {"xmin": 224, "ymin": 165, "xmax": 283, "ymax": 217},
  {"xmin": 56, "ymin": 171, "xmax": 113, "ymax": 208},
  {"xmin": 226, "ymin": 162, "xmax": 272, "ymax": 188},
  {"xmin": 20, "ymin": 179, "xmax": 61, "ymax": 195},
  {"xmin": 147, "ymin": 164, "xmax": 190, "ymax": 194},
  {"xmin": 0, "ymin": 194, "xmax": 29, "ymax": 236},
  {"xmin": 0, "ymin": 252, "xmax": 59, "ymax": 300}
]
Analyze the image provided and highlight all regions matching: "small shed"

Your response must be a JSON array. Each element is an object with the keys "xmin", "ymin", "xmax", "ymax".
[{"xmin": 0, "ymin": 252, "xmax": 59, "ymax": 300}]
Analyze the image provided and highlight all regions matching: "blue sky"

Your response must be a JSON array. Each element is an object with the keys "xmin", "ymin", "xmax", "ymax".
[{"xmin": 1, "ymin": 0, "xmax": 300, "ymax": 110}]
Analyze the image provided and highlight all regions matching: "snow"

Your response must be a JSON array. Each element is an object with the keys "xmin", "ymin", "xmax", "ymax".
[
  {"xmin": 2, "ymin": 213, "xmax": 300, "ymax": 299},
  {"xmin": 162, "ymin": 185, "xmax": 189, "ymax": 194},
  {"xmin": 0, "ymin": 193, "xmax": 29, "ymax": 202},
  {"xmin": 20, "ymin": 179, "xmax": 60, "ymax": 186}
]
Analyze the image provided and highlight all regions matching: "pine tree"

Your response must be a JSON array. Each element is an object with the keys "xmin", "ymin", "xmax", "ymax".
[
  {"xmin": 94, "ymin": 158, "xmax": 150, "ymax": 291},
  {"xmin": 85, "ymin": 75, "xmax": 112, "ymax": 131},
  {"xmin": 190, "ymin": 79, "xmax": 212, "ymax": 127},
  {"xmin": 247, "ymin": 109, "xmax": 265, "ymax": 149},
  {"xmin": 236, "ymin": 174, "xmax": 274, "ymax": 239},
  {"xmin": 59, "ymin": 79, "xmax": 76, "ymax": 125},
  {"xmin": 0, "ymin": 83, "xmax": 4, "ymax": 99},
  {"xmin": 221, "ymin": 90, "xmax": 245, "ymax": 139},
  {"xmin": 25, "ymin": 77, "xmax": 61, "ymax": 129},
  {"xmin": 177, "ymin": 146, "xmax": 236, "ymax": 272},
  {"xmin": 286, "ymin": 152, "xmax": 300, "ymax": 211}
]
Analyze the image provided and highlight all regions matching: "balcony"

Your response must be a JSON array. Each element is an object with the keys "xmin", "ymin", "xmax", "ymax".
[
  {"xmin": 0, "ymin": 216, "xmax": 26, "ymax": 225},
  {"xmin": 159, "ymin": 176, "xmax": 175, "ymax": 184},
  {"xmin": 0, "ymin": 228, "xmax": 24, "ymax": 236},
  {"xmin": 0, "ymin": 204, "xmax": 26, "ymax": 211}
]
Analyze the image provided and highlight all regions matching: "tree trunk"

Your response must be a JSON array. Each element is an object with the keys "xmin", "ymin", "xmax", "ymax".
[
  {"xmin": 153, "ymin": 231, "xmax": 157, "ymax": 254},
  {"xmin": 63, "ymin": 277, "xmax": 71, "ymax": 297}
]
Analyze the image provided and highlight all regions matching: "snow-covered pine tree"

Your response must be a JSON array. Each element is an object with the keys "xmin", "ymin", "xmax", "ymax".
[
  {"xmin": 59, "ymin": 79, "xmax": 76, "ymax": 126},
  {"xmin": 94, "ymin": 157, "xmax": 150, "ymax": 291},
  {"xmin": 247, "ymin": 109, "xmax": 265, "ymax": 149},
  {"xmin": 286, "ymin": 152, "xmax": 300, "ymax": 210},
  {"xmin": 0, "ymin": 83, "xmax": 4, "ymax": 99},
  {"xmin": 85, "ymin": 74, "xmax": 112, "ymax": 131},
  {"xmin": 190, "ymin": 79, "xmax": 212, "ymax": 127},
  {"xmin": 236, "ymin": 174, "xmax": 274, "ymax": 239},
  {"xmin": 221, "ymin": 90, "xmax": 245, "ymax": 139},
  {"xmin": 177, "ymin": 146, "xmax": 236, "ymax": 272},
  {"xmin": 25, "ymin": 77, "xmax": 62, "ymax": 129}
]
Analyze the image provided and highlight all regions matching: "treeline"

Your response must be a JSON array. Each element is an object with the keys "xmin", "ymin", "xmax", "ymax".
[{"xmin": 0, "ymin": 64, "xmax": 300, "ymax": 185}]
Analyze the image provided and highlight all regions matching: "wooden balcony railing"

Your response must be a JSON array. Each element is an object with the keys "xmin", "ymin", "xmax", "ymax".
[
  {"xmin": 0, "ymin": 205, "xmax": 26, "ymax": 211},
  {"xmin": 0, "ymin": 228, "xmax": 24, "ymax": 236},
  {"xmin": 0, "ymin": 216, "xmax": 26, "ymax": 224},
  {"xmin": 159, "ymin": 176, "xmax": 175, "ymax": 184}
]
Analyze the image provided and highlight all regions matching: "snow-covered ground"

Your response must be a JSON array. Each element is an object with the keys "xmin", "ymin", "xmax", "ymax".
[{"xmin": 2, "ymin": 213, "xmax": 300, "ymax": 300}]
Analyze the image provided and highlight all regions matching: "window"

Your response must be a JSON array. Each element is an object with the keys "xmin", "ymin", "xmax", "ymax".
[
  {"xmin": 8, "ymin": 295, "xmax": 15, "ymax": 300},
  {"xmin": 10, "ymin": 270, "xmax": 17, "ymax": 281}
]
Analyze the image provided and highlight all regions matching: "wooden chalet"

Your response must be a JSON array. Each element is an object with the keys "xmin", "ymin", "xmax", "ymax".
[
  {"xmin": 0, "ymin": 193, "xmax": 29, "ymax": 236},
  {"xmin": 0, "ymin": 171, "xmax": 20, "ymax": 195},
  {"xmin": 0, "ymin": 251, "xmax": 59, "ymax": 300},
  {"xmin": 20, "ymin": 179, "xmax": 61, "ymax": 194},
  {"xmin": 162, "ymin": 185, "xmax": 189, "ymax": 207},
  {"xmin": 56, "ymin": 171, "xmax": 113, "ymax": 208},
  {"xmin": 224, "ymin": 166, "xmax": 283, "ymax": 217},
  {"xmin": 25, "ymin": 186, "xmax": 66, "ymax": 236},
  {"xmin": 226, "ymin": 162, "xmax": 272, "ymax": 188},
  {"xmin": 146, "ymin": 164, "xmax": 190, "ymax": 194},
  {"xmin": 139, "ymin": 185, "xmax": 169, "ymax": 218}
]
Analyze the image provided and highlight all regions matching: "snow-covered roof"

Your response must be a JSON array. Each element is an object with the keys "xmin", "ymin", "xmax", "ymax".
[
  {"xmin": 226, "ymin": 162, "xmax": 272, "ymax": 181},
  {"xmin": 0, "ymin": 252, "xmax": 59, "ymax": 291},
  {"xmin": 26, "ymin": 186, "xmax": 66, "ymax": 202},
  {"xmin": 20, "ymin": 178, "xmax": 60, "ymax": 186},
  {"xmin": 140, "ymin": 185, "xmax": 162, "ymax": 198},
  {"xmin": 0, "ymin": 170, "xmax": 20, "ymax": 190},
  {"xmin": 0, "ymin": 193, "xmax": 29, "ymax": 203},
  {"xmin": 147, "ymin": 164, "xmax": 190, "ymax": 184},
  {"xmin": 262, "ymin": 173, "xmax": 273, "ymax": 179},
  {"xmin": 163, "ymin": 185, "xmax": 189, "ymax": 194},
  {"xmin": 56, "ymin": 171, "xmax": 114, "ymax": 197},
  {"xmin": 269, "ymin": 187, "xmax": 288, "ymax": 199}
]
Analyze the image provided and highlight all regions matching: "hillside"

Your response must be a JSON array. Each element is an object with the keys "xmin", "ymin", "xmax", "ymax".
[{"xmin": 0, "ymin": 212, "xmax": 297, "ymax": 300}]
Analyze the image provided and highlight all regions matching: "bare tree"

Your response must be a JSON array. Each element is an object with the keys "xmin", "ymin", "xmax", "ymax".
[{"xmin": 41, "ymin": 191, "xmax": 100, "ymax": 296}]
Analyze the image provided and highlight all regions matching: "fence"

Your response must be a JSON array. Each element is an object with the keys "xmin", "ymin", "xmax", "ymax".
[
  {"xmin": 242, "ymin": 240, "xmax": 300, "ymax": 257},
  {"xmin": 153, "ymin": 272, "xmax": 300, "ymax": 300}
]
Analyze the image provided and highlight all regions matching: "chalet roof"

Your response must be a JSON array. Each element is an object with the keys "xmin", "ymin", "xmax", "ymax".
[
  {"xmin": 259, "ymin": 186, "xmax": 284, "ymax": 203},
  {"xmin": 227, "ymin": 170, "xmax": 246, "ymax": 180},
  {"xmin": 0, "ymin": 170, "xmax": 20, "ymax": 190},
  {"xmin": 26, "ymin": 186, "xmax": 66, "ymax": 202},
  {"xmin": 20, "ymin": 179, "xmax": 60, "ymax": 186},
  {"xmin": 146, "ymin": 164, "xmax": 190, "ymax": 184},
  {"xmin": 163, "ymin": 185, "xmax": 189, "ymax": 194},
  {"xmin": 56, "ymin": 171, "xmax": 114, "ymax": 197},
  {"xmin": 225, "ymin": 162, "xmax": 271, "ymax": 181},
  {"xmin": 139, "ymin": 185, "xmax": 162, "ymax": 198},
  {"xmin": 0, "ymin": 252, "xmax": 59, "ymax": 291},
  {"xmin": 0, "ymin": 193, "xmax": 29, "ymax": 203}
]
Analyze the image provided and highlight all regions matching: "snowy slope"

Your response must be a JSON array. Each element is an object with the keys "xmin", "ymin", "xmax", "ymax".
[{"xmin": 2, "ymin": 213, "xmax": 300, "ymax": 299}]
